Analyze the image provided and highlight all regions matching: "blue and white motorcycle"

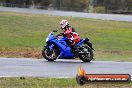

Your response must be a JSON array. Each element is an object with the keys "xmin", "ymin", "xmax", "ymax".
[{"xmin": 42, "ymin": 30, "xmax": 94, "ymax": 62}]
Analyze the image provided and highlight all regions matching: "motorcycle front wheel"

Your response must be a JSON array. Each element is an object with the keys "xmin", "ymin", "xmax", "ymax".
[{"xmin": 42, "ymin": 47, "xmax": 59, "ymax": 61}]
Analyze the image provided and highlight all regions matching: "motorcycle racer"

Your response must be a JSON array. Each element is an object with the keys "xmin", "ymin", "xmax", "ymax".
[
  {"xmin": 57, "ymin": 20, "xmax": 80, "ymax": 52},
  {"xmin": 42, "ymin": 30, "xmax": 94, "ymax": 62}
]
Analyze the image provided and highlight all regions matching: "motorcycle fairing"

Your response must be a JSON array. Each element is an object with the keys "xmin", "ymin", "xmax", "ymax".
[
  {"xmin": 46, "ymin": 33, "xmax": 87, "ymax": 59},
  {"xmin": 76, "ymin": 38, "xmax": 86, "ymax": 46},
  {"xmin": 47, "ymin": 37, "xmax": 74, "ymax": 59}
]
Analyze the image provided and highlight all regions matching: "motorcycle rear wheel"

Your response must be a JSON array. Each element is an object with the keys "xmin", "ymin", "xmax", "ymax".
[
  {"xmin": 79, "ymin": 46, "xmax": 94, "ymax": 62},
  {"xmin": 42, "ymin": 47, "xmax": 59, "ymax": 61}
]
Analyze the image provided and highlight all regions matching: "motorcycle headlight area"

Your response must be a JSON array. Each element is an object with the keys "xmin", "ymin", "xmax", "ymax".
[{"xmin": 46, "ymin": 37, "xmax": 49, "ymax": 42}]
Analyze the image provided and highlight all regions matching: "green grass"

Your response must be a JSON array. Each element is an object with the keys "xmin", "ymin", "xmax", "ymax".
[
  {"xmin": 0, "ymin": 12, "xmax": 132, "ymax": 61},
  {"xmin": 0, "ymin": 77, "xmax": 132, "ymax": 88}
]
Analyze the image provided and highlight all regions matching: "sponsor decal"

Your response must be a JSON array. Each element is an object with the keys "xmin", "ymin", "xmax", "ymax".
[{"xmin": 76, "ymin": 66, "xmax": 131, "ymax": 85}]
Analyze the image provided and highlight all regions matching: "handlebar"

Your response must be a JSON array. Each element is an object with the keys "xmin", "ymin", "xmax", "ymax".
[{"xmin": 53, "ymin": 30, "xmax": 58, "ymax": 32}]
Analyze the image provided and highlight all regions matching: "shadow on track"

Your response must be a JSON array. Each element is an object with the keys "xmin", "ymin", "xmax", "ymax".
[{"xmin": 42, "ymin": 59, "xmax": 93, "ymax": 64}]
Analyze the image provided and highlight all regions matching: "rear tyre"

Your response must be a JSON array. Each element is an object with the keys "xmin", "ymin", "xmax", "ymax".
[
  {"xmin": 42, "ymin": 46, "xmax": 59, "ymax": 61},
  {"xmin": 79, "ymin": 46, "xmax": 94, "ymax": 62}
]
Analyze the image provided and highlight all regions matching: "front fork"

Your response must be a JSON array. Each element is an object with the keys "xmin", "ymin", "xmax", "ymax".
[
  {"xmin": 44, "ymin": 43, "xmax": 54, "ymax": 50},
  {"xmin": 44, "ymin": 44, "xmax": 54, "ymax": 55}
]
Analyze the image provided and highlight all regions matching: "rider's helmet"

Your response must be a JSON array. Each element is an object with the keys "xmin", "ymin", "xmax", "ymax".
[{"xmin": 60, "ymin": 20, "xmax": 69, "ymax": 29}]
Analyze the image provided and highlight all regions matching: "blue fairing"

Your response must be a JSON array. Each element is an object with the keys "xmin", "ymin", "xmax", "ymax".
[
  {"xmin": 46, "ymin": 32, "xmax": 74, "ymax": 59},
  {"xmin": 76, "ymin": 38, "xmax": 86, "ymax": 46},
  {"xmin": 46, "ymin": 32, "xmax": 86, "ymax": 59}
]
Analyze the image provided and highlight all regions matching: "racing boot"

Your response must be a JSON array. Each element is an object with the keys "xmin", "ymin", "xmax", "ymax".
[{"xmin": 70, "ymin": 45, "xmax": 79, "ymax": 54}]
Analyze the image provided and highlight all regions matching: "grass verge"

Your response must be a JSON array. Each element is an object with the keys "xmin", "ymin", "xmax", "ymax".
[{"xmin": 0, "ymin": 77, "xmax": 132, "ymax": 88}]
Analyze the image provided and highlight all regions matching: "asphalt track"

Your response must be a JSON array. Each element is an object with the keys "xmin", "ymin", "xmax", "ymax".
[
  {"xmin": 0, "ymin": 7, "xmax": 132, "ymax": 22},
  {"xmin": 0, "ymin": 57, "xmax": 132, "ymax": 78}
]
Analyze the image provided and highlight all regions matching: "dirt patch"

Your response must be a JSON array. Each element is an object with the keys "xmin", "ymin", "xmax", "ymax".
[
  {"xmin": 0, "ymin": 48, "xmax": 132, "ymax": 59},
  {"xmin": 0, "ymin": 49, "xmax": 42, "ymax": 59}
]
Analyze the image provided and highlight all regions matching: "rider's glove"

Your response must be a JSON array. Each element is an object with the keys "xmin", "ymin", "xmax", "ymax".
[{"xmin": 56, "ymin": 33, "xmax": 64, "ymax": 37}]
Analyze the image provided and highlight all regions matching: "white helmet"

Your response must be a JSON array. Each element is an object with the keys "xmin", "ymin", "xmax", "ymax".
[{"xmin": 60, "ymin": 20, "xmax": 69, "ymax": 29}]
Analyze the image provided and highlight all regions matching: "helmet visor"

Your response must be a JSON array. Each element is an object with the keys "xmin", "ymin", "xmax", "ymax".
[{"xmin": 60, "ymin": 24, "xmax": 65, "ymax": 29}]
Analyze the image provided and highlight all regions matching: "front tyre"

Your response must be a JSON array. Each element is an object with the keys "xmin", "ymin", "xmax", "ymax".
[
  {"xmin": 42, "ymin": 46, "xmax": 59, "ymax": 61},
  {"xmin": 79, "ymin": 46, "xmax": 94, "ymax": 62}
]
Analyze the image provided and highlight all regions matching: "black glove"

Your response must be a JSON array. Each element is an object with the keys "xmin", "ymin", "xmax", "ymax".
[{"xmin": 56, "ymin": 33, "xmax": 64, "ymax": 37}]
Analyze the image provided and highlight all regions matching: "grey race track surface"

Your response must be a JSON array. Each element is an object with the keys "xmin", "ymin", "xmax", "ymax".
[
  {"xmin": 0, "ymin": 57, "xmax": 132, "ymax": 78},
  {"xmin": 0, "ymin": 7, "xmax": 132, "ymax": 22}
]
